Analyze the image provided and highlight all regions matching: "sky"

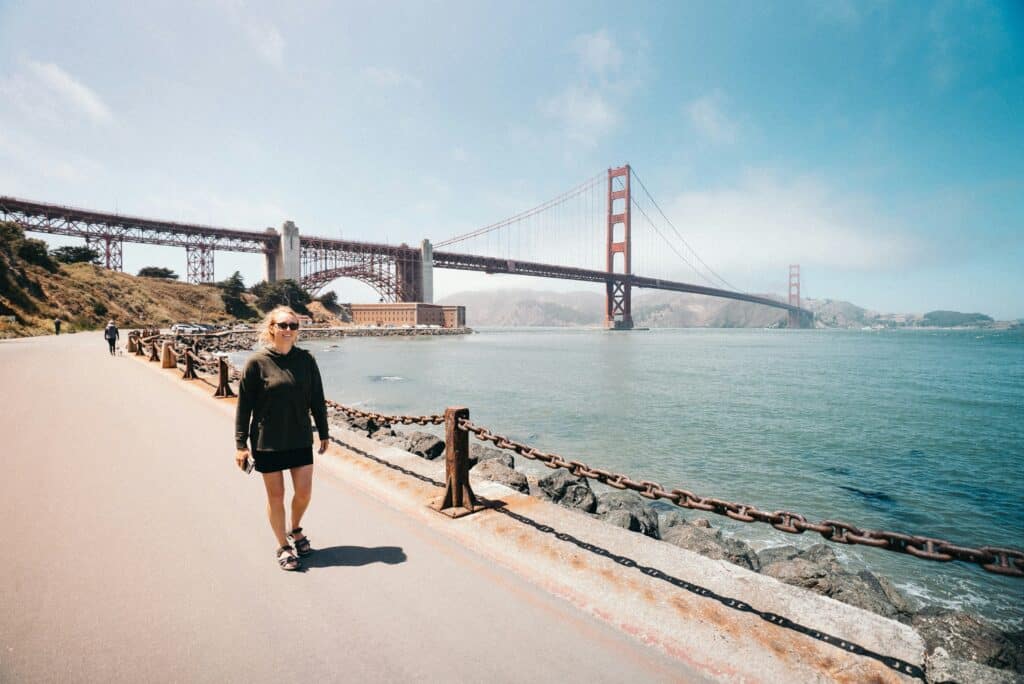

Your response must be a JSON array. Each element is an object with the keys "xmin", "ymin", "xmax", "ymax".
[{"xmin": 1, "ymin": 1, "xmax": 1022, "ymax": 318}]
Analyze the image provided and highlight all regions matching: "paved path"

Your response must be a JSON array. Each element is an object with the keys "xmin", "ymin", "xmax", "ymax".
[{"xmin": 0, "ymin": 333, "xmax": 699, "ymax": 683}]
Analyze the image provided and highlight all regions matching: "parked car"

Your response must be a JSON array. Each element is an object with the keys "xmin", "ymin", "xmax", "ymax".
[{"xmin": 170, "ymin": 323, "xmax": 203, "ymax": 334}]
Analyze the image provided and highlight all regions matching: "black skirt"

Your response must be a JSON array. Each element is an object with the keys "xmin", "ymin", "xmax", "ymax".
[{"xmin": 254, "ymin": 446, "xmax": 314, "ymax": 473}]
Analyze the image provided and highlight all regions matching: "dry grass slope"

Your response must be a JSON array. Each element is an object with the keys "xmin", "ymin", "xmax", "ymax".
[{"xmin": 0, "ymin": 237, "xmax": 239, "ymax": 338}]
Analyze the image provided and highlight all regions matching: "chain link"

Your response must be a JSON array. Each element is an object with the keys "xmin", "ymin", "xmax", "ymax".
[
  {"xmin": 324, "ymin": 399, "xmax": 444, "ymax": 426},
  {"xmin": 453, "ymin": 418, "xmax": 1023, "ymax": 578}
]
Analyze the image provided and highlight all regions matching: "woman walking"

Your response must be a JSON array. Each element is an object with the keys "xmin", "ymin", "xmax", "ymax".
[
  {"xmin": 235, "ymin": 306, "xmax": 330, "ymax": 570},
  {"xmin": 103, "ymin": 320, "xmax": 119, "ymax": 355}
]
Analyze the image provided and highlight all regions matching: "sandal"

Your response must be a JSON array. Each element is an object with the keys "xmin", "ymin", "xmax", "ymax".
[
  {"xmin": 277, "ymin": 544, "xmax": 300, "ymax": 571},
  {"xmin": 288, "ymin": 527, "xmax": 313, "ymax": 557}
]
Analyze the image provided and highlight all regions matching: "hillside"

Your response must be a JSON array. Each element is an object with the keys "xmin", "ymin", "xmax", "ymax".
[
  {"xmin": 438, "ymin": 289, "xmax": 1008, "ymax": 329},
  {"xmin": 0, "ymin": 223, "xmax": 245, "ymax": 338},
  {"xmin": 439, "ymin": 289, "xmax": 871, "ymax": 328},
  {"xmin": 0, "ymin": 223, "xmax": 359, "ymax": 339}
]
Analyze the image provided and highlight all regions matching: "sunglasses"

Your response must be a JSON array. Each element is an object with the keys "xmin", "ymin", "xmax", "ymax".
[{"xmin": 274, "ymin": 322, "xmax": 300, "ymax": 330}]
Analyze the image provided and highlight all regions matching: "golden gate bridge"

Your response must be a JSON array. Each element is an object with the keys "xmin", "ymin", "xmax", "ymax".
[{"xmin": 0, "ymin": 164, "xmax": 812, "ymax": 329}]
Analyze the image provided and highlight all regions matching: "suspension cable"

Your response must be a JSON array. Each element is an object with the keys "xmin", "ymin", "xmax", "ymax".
[
  {"xmin": 630, "ymin": 168, "xmax": 742, "ymax": 292},
  {"xmin": 435, "ymin": 172, "xmax": 605, "ymax": 248}
]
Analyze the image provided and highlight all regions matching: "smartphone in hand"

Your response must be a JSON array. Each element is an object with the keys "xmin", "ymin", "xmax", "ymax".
[{"xmin": 244, "ymin": 455, "xmax": 255, "ymax": 474}]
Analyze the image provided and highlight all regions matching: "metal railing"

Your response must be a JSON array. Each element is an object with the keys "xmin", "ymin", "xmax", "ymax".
[{"xmin": 130, "ymin": 339, "xmax": 1023, "ymax": 579}]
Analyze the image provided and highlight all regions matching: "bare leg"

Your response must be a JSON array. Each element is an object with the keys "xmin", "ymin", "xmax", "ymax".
[
  {"xmin": 261, "ymin": 471, "xmax": 288, "ymax": 547},
  {"xmin": 289, "ymin": 464, "xmax": 313, "ymax": 537}
]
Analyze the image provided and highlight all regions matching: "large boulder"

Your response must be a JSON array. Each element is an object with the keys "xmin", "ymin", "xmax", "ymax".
[
  {"xmin": 469, "ymin": 443, "xmax": 514, "ymax": 469},
  {"xmin": 757, "ymin": 545, "xmax": 802, "ymax": 567},
  {"xmin": 659, "ymin": 510, "xmax": 689, "ymax": 532},
  {"xmin": 370, "ymin": 426, "xmax": 397, "ymax": 441},
  {"xmin": 349, "ymin": 415, "xmax": 379, "ymax": 435},
  {"xmin": 406, "ymin": 431, "xmax": 445, "ymax": 460},
  {"xmin": 473, "ymin": 460, "xmax": 529, "ymax": 494},
  {"xmin": 661, "ymin": 524, "xmax": 760, "ymax": 571},
  {"xmin": 924, "ymin": 647, "xmax": 1021, "ymax": 683},
  {"xmin": 761, "ymin": 544, "xmax": 914, "ymax": 622},
  {"xmin": 537, "ymin": 470, "xmax": 597, "ymax": 513},
  {"xmin": 913, "ymin": 608, "xmax": 1023, "ymax": 673},
  {"xmin": 595, "ymin": 492, "xmax": 660, "ymax": 539}
]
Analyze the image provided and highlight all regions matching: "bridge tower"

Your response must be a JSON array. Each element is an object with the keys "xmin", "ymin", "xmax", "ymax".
[
  {"xmin": 86, "ymin": 235, "xmax": 123, "ymax": 271},
  {"xmin": 186, "ymin": 243, "xmax": 215, "ymax": 283},
  {"xmin": 275, "ymin": 221, "xmax": 302, "ymax": 282},
  {"xmin": 787, "ymin": 264, "xmax": 801, "ymax": 329},
  {"xmin": 605, "ymin": 165, "xmax": 633, "ymax": 330}
]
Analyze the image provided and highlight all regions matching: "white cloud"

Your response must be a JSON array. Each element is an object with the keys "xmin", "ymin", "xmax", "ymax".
[
  {"xmin": 215, "ymin": 1, "xmax": 285, "ymax": 69},
  {"xmin": 541, "ymin": 86, "xmax": 617, "ymax": 146},
  {"xmin": 686, "ymin": 91, "xmax": 737, "ymax": 144},
  {"xmin": 657, "ymin": 170, "xmax": 918, "ymax": 280},
  {"xmin": 361, "ymin": 66, "xmax": 423, "ymax": 90},
  {"xmin": 246, "ymin": 19, "xmax": 285, "ymax": 68},
  {"xmin": 0, "ymin": 128, "xmax": 103, "ymax": 186},
  {"xmin": 0, "ymin": 59, "xmax": 112, "ymax": 126},
  {"xmin": 572, "ymin": 29, "xmax": 622, "ymax": 78},
  {"xmin": 541, "ymin": 28, "xmax": 640, "ymax": 146}
]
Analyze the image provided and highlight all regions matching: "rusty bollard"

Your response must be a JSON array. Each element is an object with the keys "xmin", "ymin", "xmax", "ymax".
[
  {"xmin": 161, "ymin": 342, "xmax": 176, "ymax": 369},
  {"xmin": 147, "ymin": 340, "xmax": 160, "ymax": 362},
  {"xmin": 134, "ymin": 335, "xmax": 145, "ymax": 356},
  {"xmin": 432, "ymin": 406, "xmax": 480, "ymax": 518},
  {"xmin": 182, "ymin": 350, "xmax": 198, "ymax": 380},
  {"xmin": 126, "ymin": 335, "xmax": 137, "ymax": 354},
  {"xmin": 213, "ymin": 356, "xmax": 235, "ymax": 398}
]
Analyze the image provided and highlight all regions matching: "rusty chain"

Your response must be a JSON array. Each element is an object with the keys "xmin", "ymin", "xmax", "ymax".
[
  {"xmin": 456, "ymin": 418, "xmax": 1024, "ymax": 578},
  {"xmin": 324, "ymin": 399, "xmax": 444, "ymax": 426}
]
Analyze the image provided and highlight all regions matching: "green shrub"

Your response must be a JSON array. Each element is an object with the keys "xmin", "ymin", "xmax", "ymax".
[
  {"xmin": 51, "ymin": 246, "xmax": 100, "ymax": 264},
  {"xmin": 251, "ymin": 279, "xmax": 310, "ymax": 314},
  {"xmin": 137, "ymin": 266, "xmax": 179, "ymax": 279},
  {"xmin": 17, "ymin": 239, "xmax": 58, "ymax": 271}
]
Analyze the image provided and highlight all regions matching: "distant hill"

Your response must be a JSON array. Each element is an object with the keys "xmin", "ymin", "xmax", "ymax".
[
  {"xmin": 438, "ymin": 289, "xmax": 1004, "ymax": 330},
  {"xmin": 439, "ymin": 289, "xmax": 876, "ymax": 328},
  {"xmin": 921, "ymin": 310, "xmax": 993, "ymax": 327}
]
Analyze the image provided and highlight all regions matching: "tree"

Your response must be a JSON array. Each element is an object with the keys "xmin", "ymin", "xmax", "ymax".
[
  {"xmin": 137, "ymin": 266, "xmax": 179, "ymax": 279},
  {"xmin": 316, "ymin": 290, "xmax": 338, "ymax": 308},
  {"xmin": 17, "ymin": 238, "xmax": 57, "ymax": 272},
  {"xmin": 251, "ymin": 279, "xmax": 310, "ymax": 313},
  {"xmin": 216, "ymin": 271, "xmax": 256, "ymax": 318},
  {"xmin": 51, "ymin": 245, "xmax": 100, "ymax": 264}
]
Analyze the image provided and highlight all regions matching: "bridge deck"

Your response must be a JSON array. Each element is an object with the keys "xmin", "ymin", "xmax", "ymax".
[{"xmin": 0, "ymin": 333, "xmax": 698, "ymax": 683}]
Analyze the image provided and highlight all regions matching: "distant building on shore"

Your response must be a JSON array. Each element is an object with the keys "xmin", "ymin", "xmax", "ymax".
[{"xmin": 350, "ymin": 303, "xmax": 466, "ymax": 329}]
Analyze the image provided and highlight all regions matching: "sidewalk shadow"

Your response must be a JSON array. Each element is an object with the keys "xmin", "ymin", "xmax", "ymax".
[{"xmin": 301, "ymin": 545, "xmax": 407, "ymax": 569}]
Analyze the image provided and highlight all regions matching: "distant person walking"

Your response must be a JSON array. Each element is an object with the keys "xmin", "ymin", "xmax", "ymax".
[
  {"xmin": 234, "ymin": 306, "xmax": 330, "ymax": 571},
  {"xmin": 53, "ymin": 318, "xmax": 61, "ymax": 335},
  {"xmin": 103, "ymin": 320, "xmax": 119, "ymax": 355}
]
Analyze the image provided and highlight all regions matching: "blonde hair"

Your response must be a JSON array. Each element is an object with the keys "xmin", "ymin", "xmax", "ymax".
[{"xmin": 258, "ymin": 305, "xmax": 300, "ymax": 345}]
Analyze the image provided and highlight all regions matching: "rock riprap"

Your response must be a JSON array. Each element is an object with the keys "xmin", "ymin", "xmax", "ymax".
[
  {"xmin": 537, "ymin": 470, "xmax": 598, "ymax": 513},
  {"xmin": 594, "ymin": 492, "xmax": 660, "ymax": 539}
]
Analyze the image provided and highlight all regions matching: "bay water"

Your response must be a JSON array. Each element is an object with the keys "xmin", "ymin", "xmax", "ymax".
[{"xmin": 268, "ymin": 327, "xmax": 1024, "ymax": 628}]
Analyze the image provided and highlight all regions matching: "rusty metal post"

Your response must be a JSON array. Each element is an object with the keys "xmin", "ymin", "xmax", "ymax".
[
  {"xmin": 148, "ymin": 340, "xmax": 160, "ymax": 362},
  {"xmin": 432, "ymin": 407, "xmax": 479, "ymax": 518},
  {"xmin": 127, "ymin": 335, "xmax": 137, "ymax": 353},
  {"xmin": 213, "ymin": 356, "xmax": 235, "ymax": 398},
  {"xmin": 161, "ymin": 342, "xmax": 176, "ymax": 369},
  {"xmin": 182, "ymin": 351, "xmax": 198, "ymax": 380},
  {"xmin": 134, "ymin": 336, "xmax": 145, "ymax": 356}
]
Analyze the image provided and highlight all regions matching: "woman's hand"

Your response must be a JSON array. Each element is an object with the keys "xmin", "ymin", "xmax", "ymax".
[
  {"xmin": 318, "ymin": 439, "xmax": 329, "ymax": 454},
  {"xmin": 235, "ymin": 448, "xmax": 250, "ymax": 471}
]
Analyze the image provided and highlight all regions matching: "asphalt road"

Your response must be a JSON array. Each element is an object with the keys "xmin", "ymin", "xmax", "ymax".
[{"xmin": 0, "ymin": 332, "xmax": 697, "ymax": 683}]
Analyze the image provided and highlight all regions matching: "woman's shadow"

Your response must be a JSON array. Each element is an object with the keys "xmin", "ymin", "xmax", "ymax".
[{"xmin": 300, "ymin": 545, "xmax": 407, "ymax": 569}]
